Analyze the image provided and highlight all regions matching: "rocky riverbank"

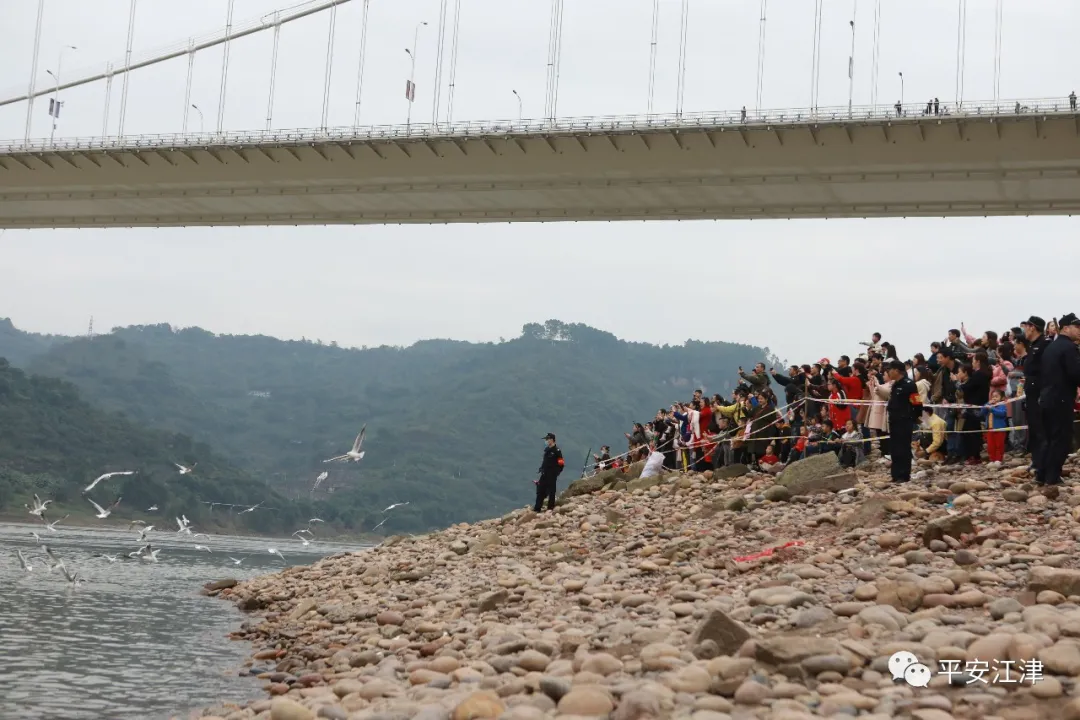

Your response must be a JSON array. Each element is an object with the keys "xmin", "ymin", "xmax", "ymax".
[{"xmin": 198, "ymin": 451, "xmax": 1080, "ymax": 720}]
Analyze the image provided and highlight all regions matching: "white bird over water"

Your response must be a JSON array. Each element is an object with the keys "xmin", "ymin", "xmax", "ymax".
[
  {"xmin": 84, "ymin": 470, "xmax": 135, "ymax": 494},
  {"xmin": 194, "ymin": 545, "xmax": 212, "ymax": 553},
  {"xmin": 93, "ymin": 553, "xmax": 119, "ymax": 563},
  {"xmin": 43, "ymin": 515, "xmax": 69, "ymax": 532},
  {"xmin": 41, "ymin": 545, "xmax": 63, "ymax": 571},
  {"xmin": 292, "ymin": 530, "xmax": 312, "ymax": 546},
  {"xmin": 176, "ymin": 516, "xmax": 192, "ymax": 534},
  {"xmin": 383, "ymin": 502, "xmax": 409, "ymax": 512},
  {"xmin": 238, "ymin": 502, "xmax": 263, "ymax": 515},
  {"xmin": 308, "ymin": 518, "xmax": 325, "ymax": 524},
  {"xmin": 58, "ymin": 561, "xmax": 83, "ymax": 587},
  {"xmin": 128, "ymin": 520, "xmax": 146, "ymax": 529},
  {"xmin": 30, "ymin": 531, "xmax": 42, "ymax": 542},
  {"xmin": 26, "ymin": 494, "xmax": 51, "ymax": 517},
  {"xmin": 372, "ymin": 517, "xmax": 389, "ymax": 531},
  {"xmin": 137, "ymin": 526, "xmax": 154, "ymax": 542},
  {"xmin": 313, "ymin": 471, "xmax": 328, "ymax": 490},
  {"xmin": 87, "ymin": 496, "xmax": 121, "ymax": 519},
  {"xmin": 15, "ymin": 549, "xmax": 33, "ymax": 571},
  {"xmin": 323, "ymin": 425, "xmax": 366, "ymax": 463},
  {"xmin": 147, "ymin": 505, "xmax": 159, "ymax": 511},
  {"xmin": 227, "ymin": 555, "xmax": 250, "ymax": 566},
  {"xmin": 140, "ymin": 547, "xmax": 161, "ymax": 562},
  {"xmin": 268, "ymin": 548, "xmax": 286, "ymax": 564},
  {"xmin": 175, "ymin": 463, "xmax": 197, "ymax": 475},
  {"xmin": 191, "ymin": 532, "xmax": 209, "ymax": 540}
]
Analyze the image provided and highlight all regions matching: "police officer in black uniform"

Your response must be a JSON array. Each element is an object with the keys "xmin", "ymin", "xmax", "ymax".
[
  {"xmin": 886, "ymin": 359, "xmax": 920, "ymax": 483},
  {"xmin": 1036, "ymin": 313, "xmax": 1080, "ymax": 486},
  {"xmin": 1021, "ymin": 316, "xmax": 1050, "ymax": 472},
  {"xmin": 534, "ymin": 432, "xmax": 565, "ymax": 512}
]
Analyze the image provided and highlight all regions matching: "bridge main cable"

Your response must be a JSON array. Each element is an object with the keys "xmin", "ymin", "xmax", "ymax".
[{"xmin": 0, "ymin": 0, "xmax": 353, "ymax": 109}]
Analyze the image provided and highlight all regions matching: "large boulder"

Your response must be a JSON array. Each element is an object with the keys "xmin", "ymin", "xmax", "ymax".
[
  {"xmin": 777, "ymin": 454, "xmax": 855, "ymax": 495},
  {"xmin": 690, "ymin": 609, "xmax": 751, "ymax": 656},
  {"xmin": 714, "ymin": 464, "xmax": 750, "ymax": 480},
  {"xmin": 560, "ymin": 461, "xmax": 647, "ymax": 499},
  {"xmin": 922, "ymin": 515, "xmax": 975, "ymax": 547},
  {"xmin": 1028, "ymin": 567, "xmax": 1080, "ymax": 597}
]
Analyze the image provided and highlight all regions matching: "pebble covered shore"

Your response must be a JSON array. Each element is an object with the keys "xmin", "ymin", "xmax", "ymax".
[{"xmin": 197, "ymin": 451, "xmax": 1080, "ymax": 720}]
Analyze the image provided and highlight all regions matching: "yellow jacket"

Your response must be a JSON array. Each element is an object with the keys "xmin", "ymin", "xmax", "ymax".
[{"xmin": 926, "ymin": 414, "xmax": 947, "ymax": 453}]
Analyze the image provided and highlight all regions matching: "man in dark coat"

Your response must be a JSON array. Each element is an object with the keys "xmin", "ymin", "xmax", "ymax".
[
  {"xmin": 886, "ymin": 360, "xmax": 920, "ymax": 483},
  {"xmin": 1036, "ymin": 314, "xmax": 1080, "ymax": 486},
  {"xmin": 1022, "ymin": 316, "xmax": 1050, "ymax": 471},
  {"xmin": 534, "ymin": 433, "xmax": 565, "ymax": 512}
]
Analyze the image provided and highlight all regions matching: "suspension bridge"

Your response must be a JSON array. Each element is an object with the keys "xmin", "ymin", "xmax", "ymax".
[{"xmin": 1, "ymin": 0, "xmax": 1078, "ymax": 228}]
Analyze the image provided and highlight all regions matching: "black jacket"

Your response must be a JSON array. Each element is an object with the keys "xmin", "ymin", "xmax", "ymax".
[
  {"xmin": 539, "ymin": 444, "xmax": 565, "ymax": 477},
  {"xmin": 960, "ymin": 369, "xmax": 991, "ymax": 408},
  {"xmin": 771, "ymin": 372, "xmax": 805, "ymax": 405},
  {"xmin": 1025, "ymin": 335, "xmax": 1050, "ymax": 395},
  {"xmin": 887, "ymin": 376, "xmax": 920, "ymax": 421},
  {"xmin": 1038, "ymin": 335, "xmax": 1080, "ymax": 408}
]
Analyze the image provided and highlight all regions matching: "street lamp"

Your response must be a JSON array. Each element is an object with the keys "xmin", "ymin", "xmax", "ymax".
[
  {"xmin": 191, "ymin": 103, "xmax": 205, "ymax": 133},
  {"xmin": 404, "ymin": 20, "xmax": 428, "ymax": 129},
  {"xmin": 512, "ymin": 89, "xmax": 523, "ymax": 122},
  {"xmin": 847, "ymin": 19, "xmax": 855, "ymax": 118},
  {"xmin": 898, "ymin": 71, "xmax": 904, "ymax": 110},
  {"xmin": 46, "ymin": 44, "xmax": 77, "ymax": 145}
]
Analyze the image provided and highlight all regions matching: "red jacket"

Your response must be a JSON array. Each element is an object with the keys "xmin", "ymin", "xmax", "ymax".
[{"xmin": 834, "ymin": 374, "xmax": 863, "ymax": 405}]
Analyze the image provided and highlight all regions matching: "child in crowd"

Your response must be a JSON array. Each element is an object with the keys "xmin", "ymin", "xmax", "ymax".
[
  {"xmin": 983, "ymin": 389, "xmax": 1009, "ymax": 463},
  {"xmin": 840, "ymin": 419, "xmax": 864, "ymax": 468},
  {"xmin": 759, "ymin": 443, "xmax": 782, "ymax": 473}
]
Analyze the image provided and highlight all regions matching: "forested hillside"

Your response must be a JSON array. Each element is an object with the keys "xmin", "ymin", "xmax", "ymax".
[
  {"xmin": 2, "ymin": 318, "xmax": 770, "ymax": 533},
  {"xmin": 0, "ymin": 358, "xmax": 308, "ymax": 534}
]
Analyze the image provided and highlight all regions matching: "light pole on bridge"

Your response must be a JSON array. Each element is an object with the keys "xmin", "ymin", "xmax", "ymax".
[
  {"xmin": 404, "ymin": 21, "xmax": 428, "ymax": 130},
  {"xmin": 191, "ymin": 103, "xmax": 205, "ymax": 134},
  {"xmin": 46, "ymin": 45, "xmax": 77, "ymax": 146},
  {"xmin": 512, "ymin": 89, "xmax": 523, "ymax": 122},
  {"xmin": 847, "ymin": 15, "xmax": 856, "ymax": 119},
  {"xmin": 898, "ymin": 72, "xmax": 904, "ymax": 109}
]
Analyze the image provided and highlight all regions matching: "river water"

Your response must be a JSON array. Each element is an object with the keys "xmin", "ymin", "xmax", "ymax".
[{"xmin": 0, "ymin": 521, "xmax": 368, "ymax": 720}]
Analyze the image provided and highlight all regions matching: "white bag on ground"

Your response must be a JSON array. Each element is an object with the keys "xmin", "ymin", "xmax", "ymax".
[{"xmin": 640, "ymin": 449, "xmax": 665, "ymax": 479}]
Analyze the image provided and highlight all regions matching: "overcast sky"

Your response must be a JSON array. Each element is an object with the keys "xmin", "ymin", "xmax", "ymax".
[{"xmin": 1, "ymin": 0, "xmax": 1078, "ymax": 363}]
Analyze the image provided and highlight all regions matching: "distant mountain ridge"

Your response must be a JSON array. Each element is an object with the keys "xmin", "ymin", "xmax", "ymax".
[{"xmin": 0, "ymin": 317, "xmax": 770, "ymax": 533}]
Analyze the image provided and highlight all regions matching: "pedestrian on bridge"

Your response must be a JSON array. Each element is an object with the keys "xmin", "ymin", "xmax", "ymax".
[{"xmin": 1071, "ymin": 91, "xmax": 1077, "ymax": 111}]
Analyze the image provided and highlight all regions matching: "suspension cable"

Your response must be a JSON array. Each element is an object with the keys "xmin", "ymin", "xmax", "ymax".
[
  {"xmin": 432, "ymin": 0, "xmax": 448, "ymax": 125},
  {"xmin": 647, "ymin": 0, "xmax": 659, "ymax": 115},
  {"xmin": 319, "ymin": 3, "xmax": 337, "ymax": 129},
  {"xmin": 118, "ymin": 0, "xmax": 138, "ymax": 137},
  {"xmin": 23, "ymin": 0, "xmax": 45, "ymax": 143},
  {"xmin": 676, "ymin": 0, "xmax": 689, "ymax": 116},
  {"xmin": 216, "ymin": 0, "xmax": 235, "ymax": 132},
  {"xmin": 445, "ymin": 0, "xmax": 462, "ymax": 123},
  {"xmin": 353, "ymin": 0, "xmax": 371, "ymax": 126}
]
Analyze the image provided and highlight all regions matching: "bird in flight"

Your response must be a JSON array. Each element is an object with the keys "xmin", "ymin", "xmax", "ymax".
[
  {"xmin": 313, "ymin": 471, "xmax": 328, "ymax": 490},
  {"xmin": 84, "ymin": 470, "xmax": 136, "ymax": 494},
  {"xmin": 87, "ymin": 496, "xmax": 122, "ymax": 519},
  {"xmin": 29, "ymin": 530, "xmax": 42, "ymax": 542},
  {"xmin": 383, "ymin": 502, "xmax": 409, "ymax": 513},
  {"xmin": 137, "ymin": 525, "xmax": 154, "ymax": 542},
  {"xmin": 292, "ymin": 529, "xmax": 313, "ymax": 546},
  {"xmin": 308, "ymin": 518, "xmax": 325, "ymax": 524},
  {"xmin": 41, "ymin": 545, "xmax": 63, "ymax": 572},
  {"xmin": 43, "ymin": 515, "xmax": 69, "ymax": 533},
  {"xmin": 58, "ymin": 561, "xmax": 84, "ymax": 588},
  {"xmin": 15, "ymin": 549, "xmax": 33, "ymax": 572},
  {"xmin": 193, "ymin": 545, "xmax": 212, "ymax": 553},
  {"xmin": 147, "ymin": 505, "xmax": 159, "ymax": 511},
  {"xmin": 238, "ymin": 502, "xmax": 263, "ymax": 515},
  {"xmin": 25, "ymin": 494, "xmax": 51, "ymax": 517},
  {"xmin": 323, "ymin": 425, "xmax": 366, "ymax": 463},
  {"xmin": 227, "ymin": 555, "xmax": 249, "ymax": 566},
  {"xmin": 93, "ymin": 553, "xmax": 119, "ymax": 563},
  {"xmin": 175, "ymin": 463, "xmax": 197, "ymax": 475},
  {"xmin": 372, "ymin": 517, "xmax": 389, "ymax": 531},
  {"xmin": 176, "ymin": 515, "xmax": 192, "ymax": 534},
  {"xmin": 268, "ymin": 548, "xmax": 286, "ymax": 564}
]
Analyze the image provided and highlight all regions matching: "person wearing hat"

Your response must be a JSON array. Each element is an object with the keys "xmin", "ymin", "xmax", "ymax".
[
  {"xmin": 1036, "ymin": 313, "xmax": 1080, "ymax": 486},
  {"xmin": 1021, "ymin": 316, "xmax": 1050, "ymax": 471},
  {"xmin": 534, "ymin": 433, "xmax": 565, "ymax": 512},
  {"xmin": 885, "ymin": 359, "xmax": 921, "ymax": 483}
]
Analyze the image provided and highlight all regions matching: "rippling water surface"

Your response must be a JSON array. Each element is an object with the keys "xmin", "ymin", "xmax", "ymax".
[{"xmin": 0, "ymin": 521, "xmax": 368, "ymax": 720}]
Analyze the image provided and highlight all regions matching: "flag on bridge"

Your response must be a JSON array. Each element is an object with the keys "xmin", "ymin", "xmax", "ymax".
[
  {"xmin": 48, "ymin": 98, "xmax": 63, "ymax": 118},
  {"xmin": 405, "ymin": 80, "xmax": 416, "ymax": 102}
]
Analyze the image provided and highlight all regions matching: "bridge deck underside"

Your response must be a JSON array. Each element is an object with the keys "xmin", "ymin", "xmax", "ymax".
[{"xmin": 1, "ymin": 114, "xmax": 1079, "ymax": 227}]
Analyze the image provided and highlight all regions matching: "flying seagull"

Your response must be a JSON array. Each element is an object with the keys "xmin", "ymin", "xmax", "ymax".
[
  {"xmin": 313, "ymin": 471, "xmax": 328, "ymax": 490},
  {"xmin": 137, "ymin": 525, "xmax": 154, "ymax": 542},
  {"xmin": 29, "ymin": 531, "xmax": 42, "ymax": 542},
  {"xmin": 323, "ymin": 425, "xmax": 366, "ymax": 463},
  {"xmin": 84, "ymin": 470, "xmax": 135, "ymax": 494},
  {"xmin": 383, "ymin": 502, "xmax": 410, "ymax": 513},
  {"xmin": 193, "ymin": 545, "xmax": 212, "ymax": 553},
  {"xmin": 147, "ymin": 505, "xmax": 159, "ymax": 511},
  {"xmin": 372, "ymin": 517, "xmax": 389, "ymax": 531},
  {"xmin": 308, "ymin": 518, "xmax": 325, "ymax": 524},
  {"xmin": 58, "ymin": 561, "xmax": 84, "ymax": 588},
  {"xmin": 15, "ymin": 549, "xmax": 33, "ymax": 572},
  {"xmin": 93, "ymin": 553, "xmax": 119, "ymax": 563},
  {"xmin": 268, "ymin": 548, "xmax": 286, "ymax": 564},
  {"xmin": 176, "ymin": 516, "xmax": 192, "ymax": 534},
  {"xmin": 191, "ymin": 532, "xmax": 209, "ymax": 539},
  {"xmin": 238, "ymin": 502, "xmax": 263, "ymax": 515},
  {"xmin": 292, "ymin": 530, "xmax": 312, "ymax": 546},
  {"xmin": 128, "ymin": 520, "xmax": 146, "ymax": 529},
  {"xmin": 227, "ymin": 555, "xmax": 250, "ymax": 566},
  {"xmin": 175, "ymin": 463, "xmax": 197, "ymax": 475},
  {"xmin": 87, "ymin": 496, "xmax": 121, "ymax": 519},
  {"xmin": 43, "ymin": 515, "xmax": 69, "ymax": 533},
  {"xmin": 41, "ymin": 545, "xmax": 63, "ymax": 572},
  {"xmin": 26, "ymin": 494, "xmax": 51, "ymax": 517}
]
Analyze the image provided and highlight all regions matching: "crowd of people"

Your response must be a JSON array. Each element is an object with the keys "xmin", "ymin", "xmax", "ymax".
[{"xmin": 592, "ymin": 314, "xmax": 1080, "ymax": 487}]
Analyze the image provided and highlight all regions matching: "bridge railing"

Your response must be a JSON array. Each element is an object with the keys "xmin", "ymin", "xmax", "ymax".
[{"xmin": 1, "ymin": 97, "xmax": 1075, "ymax": 153}]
